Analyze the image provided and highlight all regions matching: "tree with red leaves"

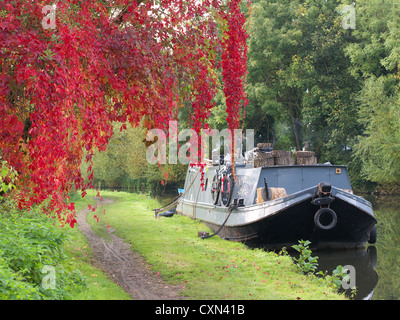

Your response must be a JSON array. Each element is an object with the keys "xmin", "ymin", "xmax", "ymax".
[{"xmin": 0, "ymin": 0, "xmax": 249, "ymax": 227}]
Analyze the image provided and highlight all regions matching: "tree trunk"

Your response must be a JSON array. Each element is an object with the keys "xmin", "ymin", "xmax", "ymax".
[{"xmin": 289, "ymin": 106, "xmax": 302, "ymax": 151}]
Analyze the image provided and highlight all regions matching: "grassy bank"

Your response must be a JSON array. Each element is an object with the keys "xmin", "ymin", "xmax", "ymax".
[
  {"xmin": 0, "ymin": 195, "xmax": 130, "ymax": 300},
  {"xmin": 74, "ymin": 190, "xmax": 345, "ymax": 300}
]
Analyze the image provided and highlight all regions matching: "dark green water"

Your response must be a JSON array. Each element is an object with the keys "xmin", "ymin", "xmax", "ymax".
[{"xmin": 313, "ymin": 196, "xmax": 400, "ymax": 300}]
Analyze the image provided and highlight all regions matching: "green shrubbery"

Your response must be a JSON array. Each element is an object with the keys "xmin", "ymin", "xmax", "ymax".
[
  {"xmin": 291, "ymin": 240, "xmax": 319, "ymax": 275},
  {"xmin": 291, "ymin": 240, "xmax": 355, "ymax": 297},
  {"xmin": 0, "ymin": 198, "xmax": 87, "ymax": 300}
]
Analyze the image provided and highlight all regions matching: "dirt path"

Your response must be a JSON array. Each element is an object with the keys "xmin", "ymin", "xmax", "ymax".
[{"xmin": 76, "ymin": 197, "xmax": 183, "ymax": 300}]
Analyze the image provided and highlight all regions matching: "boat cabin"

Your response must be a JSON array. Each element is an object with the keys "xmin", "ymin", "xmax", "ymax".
[{"xmin": 184, "ymin": 163, "xmax": 352, "ymax": 208}]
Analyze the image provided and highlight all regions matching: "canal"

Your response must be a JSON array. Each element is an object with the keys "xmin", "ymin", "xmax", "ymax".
[{"xmin": 313, "ymin": 195, "xmax": 400, "ymax": 300}]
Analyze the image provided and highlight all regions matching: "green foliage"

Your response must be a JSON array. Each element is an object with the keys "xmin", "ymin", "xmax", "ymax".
[
  {"xmin": 245, "ymin": 0, "xmax": 361, "ymax": 155},
  {"xmin": 354, "ymin": 77, "xmax": 400, "ymax": 185},
  {"xmin": 82, "ymin": 123, "xmax": 187, "ymax": 194},
  {"xmin": 332, "ymin": 265, "xmax": 351, "ymax": 289},
  {"xmin": 241, "ymin": 0, "xmax": 400, "ymax": 189},
  {"xmin": 292, "ymin": 240, "xmax": 319, "ymax": 274},
  {"xmin": 0, "ymin": 202, "xmax": 87, "ymax": 300},
  {"xmin": 246, "ymin": 0, "xmax": 304, "ymax": 149},
  {"xmin": 316, "ymin": 265, "xmax": 357, "ymax": 298},
  {"xmin": 291, "ymin": 240, "xmax": 354, "ymax": 296},
  {"xmin": 86, "ymin": 123, "xmax": 148, "ymax": 188},
  {"xmin": 0, "ymin": 160, "xmax": 17, "ymax": 194},
  {"xmin": 346, "ymin": 0, "xmax": 400, "ymax": 187}
]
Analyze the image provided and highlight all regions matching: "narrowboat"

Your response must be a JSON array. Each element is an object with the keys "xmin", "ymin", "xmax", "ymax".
[{"xmin": 172, "ymin": 149, "xmax": 377, "ymax": 250}]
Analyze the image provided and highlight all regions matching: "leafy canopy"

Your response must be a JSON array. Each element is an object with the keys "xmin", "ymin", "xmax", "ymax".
[{"xmin": 0, "ymin": 0, "xmax": 249, "ymax": 226}]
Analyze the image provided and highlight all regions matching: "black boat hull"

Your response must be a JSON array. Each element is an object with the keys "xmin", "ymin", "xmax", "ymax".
[{"xmin": 204, "ymin": 195, "xmax": 376, "ymax": 250}]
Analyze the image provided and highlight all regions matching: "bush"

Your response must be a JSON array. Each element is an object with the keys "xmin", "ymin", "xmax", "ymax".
[
  {"xmin": 0, "ymin": 203, "xmax": 87, "ymax": 300},
  {"xmin": 291, "ymin": 240, "xmax": 319, "ymax": 274}
]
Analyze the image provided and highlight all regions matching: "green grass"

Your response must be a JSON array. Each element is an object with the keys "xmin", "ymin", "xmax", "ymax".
[{"xmin": 73, "ymin": 190, "xmax": 346, "ymax": 300}]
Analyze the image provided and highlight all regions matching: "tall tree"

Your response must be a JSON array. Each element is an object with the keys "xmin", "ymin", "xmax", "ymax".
[
  {"xmin": 347, "ymin": 0, "xmax": 400, "ymax": 186},
  {"xmin": 296, "ymin": 0, "xmax": 362, "ymax": 164},
  {"xmin": 246, "ymin": 0, "xmax": 362, "ymax": 159},
  {"xmin": 246, "ymin": 0, "xmax": 304, "ymax": 150}
]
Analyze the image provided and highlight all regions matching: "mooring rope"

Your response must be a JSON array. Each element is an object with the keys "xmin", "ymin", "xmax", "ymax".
[
  {"xmin": 153, "ymin": 166, "xmax": 239, "ymax": 240},
  {"xmin": 153, "ymin": 169, "xmax": 200, "ymax": 217},
  {"xmin": 200, "ymin": 202, "xmax": 238, "ymax": 239}
]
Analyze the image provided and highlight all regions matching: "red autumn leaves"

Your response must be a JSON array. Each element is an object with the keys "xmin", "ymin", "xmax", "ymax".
[
  {"xmin": 221, "ymin": 0, "xmax": 249, "ymax": 132},
  {"xmin": 0, "ymin": 0, "xmax": 249, "ymax": 226}
]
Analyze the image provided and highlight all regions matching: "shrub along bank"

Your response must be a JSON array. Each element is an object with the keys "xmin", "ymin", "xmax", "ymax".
[
  {"xmin": 0, "ymin": 195, "xmax": 131, "ymax": 300},
  {"xmin": 0, "ymin": 198, "xmax": 87, "ymax": 299}
]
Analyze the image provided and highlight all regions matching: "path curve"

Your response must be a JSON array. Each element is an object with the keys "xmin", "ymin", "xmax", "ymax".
[{"xmin": 76, "ymin": 197, "xmax": 183, "ymax": 300}]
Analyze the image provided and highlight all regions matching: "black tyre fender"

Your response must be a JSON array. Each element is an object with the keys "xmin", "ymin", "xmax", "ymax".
[{"xmin": 314, "ymin": 207, "xmax": 337, "ymax": 230}]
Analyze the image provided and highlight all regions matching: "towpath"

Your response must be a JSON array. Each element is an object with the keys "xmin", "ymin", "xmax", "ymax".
[{"xmin": 76, "ymin": 197, "xmax": 183, "ymax": 300}]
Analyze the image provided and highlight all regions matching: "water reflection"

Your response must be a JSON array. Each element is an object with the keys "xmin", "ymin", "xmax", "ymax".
[
  {"xmin": 366, "ymin": 196, "xmax": 400, "ymax": 300},
  {"xmin": 315, "ymin": 247, "xmax": 378, "ymax": 300},
  {"xmin": 313, "ymin": 195, "xmax": 400, "ymax": 300}
]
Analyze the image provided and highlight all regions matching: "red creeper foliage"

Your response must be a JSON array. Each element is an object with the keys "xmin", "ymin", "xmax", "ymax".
[{"xmin": 0, "ymin": 0, "xmax": 249, "ymax": 226}]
